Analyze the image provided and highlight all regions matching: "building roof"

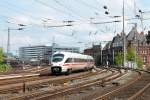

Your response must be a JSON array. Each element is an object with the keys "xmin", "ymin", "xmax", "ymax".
[
  {"xmin": 103, "ymin": 24, "xmax": 147, "ymax": 50},
  {"xmin": 112, "ymin": 34, "xmax": 124, "ymax": 47},
  {"xmin": 103, "ymin": 41, "xmax": 112, "ymax": 50},
  {"xmin": 126, "ymin": 26, "xmax": 146, "ymax": 43}
]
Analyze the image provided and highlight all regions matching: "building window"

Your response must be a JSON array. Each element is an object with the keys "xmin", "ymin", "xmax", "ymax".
[{"xmin": 143, "ymin": 56, "xmax": 146, "ymax": 63}]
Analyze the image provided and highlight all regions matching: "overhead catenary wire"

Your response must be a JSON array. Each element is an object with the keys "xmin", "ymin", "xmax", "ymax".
[
  {"xmin": 0, "ymin": 0, "xmax": 81, "ymax": 28},
  {"xmin": 95, "ymin": 0, "xmax": 103, "ymax": 7},
  {"xmin": 0, "ymin": 1, "xmax": 50, "ymax": 29},
  {"xmin": 2, "ymin": 0, "xmax": 147, "ymax": 28},
  {"xmin": 1, "ymin": 0, "xmax": 150, "ymax": 55},
  {"xmin": 0, "ymin": 1, "xmax": 70, "ymax": 29},
  {"xmin": 74, "ymin": 0, "xmax": 105, "ymax": 15},
  {"xmin": 35, "ymin": 0, "xmax": 81, "ymax": 20},
  {"xmin": 0, "ymin": 1, "xmax": 43, "ymax": 21},
  {"xmin": 52, "ymin": 0, "xmax": 85, "ymax": 20},
  {"xmin": 1, "ymin": 0, "xmax": 150, "ymax": 30}
]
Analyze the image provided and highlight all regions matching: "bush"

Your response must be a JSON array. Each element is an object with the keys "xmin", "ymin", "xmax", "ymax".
[
  {"xmin": 114, "ymin": 52, "xmax": 123, "ymax": 65},
  {"xmin": 136, "ymin": 57, "xmax": 143, "ymax": 69},
  {"xmin": 0, "ymin": 64, "xmax": 12, "ymax": 72},
  {"xmin": 0, "ymin": 48, "xmax": 4, "ymax": 63}
]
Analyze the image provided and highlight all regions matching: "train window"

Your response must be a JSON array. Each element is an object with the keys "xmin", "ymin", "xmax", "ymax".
[
  {"xmin": 79, "ymin": 58, "xmax": 81, "ymax": 62},
  {"xmin": 52, "ymin": 54, "xmax": 64, "ymax": 62},
  {"xmin": 82, "ymin": 59, "xmax": 84, "ymax": 62},
  {"xmin": 65, "ymin": 58, "xmax": 73, "ymax": 63},
  {"xmin": 74, "ymin": 58, "xmax": 78, "ymax": 62}
]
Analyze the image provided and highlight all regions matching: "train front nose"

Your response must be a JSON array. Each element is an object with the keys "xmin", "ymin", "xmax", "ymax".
[{"xmin": 51, "ymin": 66, "xmax": 62, "ymax": 73}]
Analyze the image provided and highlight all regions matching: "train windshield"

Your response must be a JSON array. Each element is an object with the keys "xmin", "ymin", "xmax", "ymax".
[{"xmin": 52, "ymin": 54, "xmax": 64, "ymax": 62}]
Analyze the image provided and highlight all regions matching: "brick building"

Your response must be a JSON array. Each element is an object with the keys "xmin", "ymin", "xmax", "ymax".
[
  {"xmin": 84, "ymin": 44, "xmax": 102, "ymax": 66},
  {"xmin": 102, "ymin": 24, "xmax": 150, "ymax": 68},
  {"xmin": 84, "ymin": 48, "xmax": 93, "ymax": 56}
]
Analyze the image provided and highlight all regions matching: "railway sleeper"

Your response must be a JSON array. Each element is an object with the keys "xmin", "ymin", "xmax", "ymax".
[
  {"xmin": 0, "ymin": 89, "xmax": 19, "ymax": 94},
  {"xmin": 112, "ymin": 82, "xmax": 120, "ymax": 86}
]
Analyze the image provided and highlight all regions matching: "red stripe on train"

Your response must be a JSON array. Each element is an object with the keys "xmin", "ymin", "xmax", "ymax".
[{"xmin": 63, "ymin": 62, "xmax": 94, "ymax": 66}]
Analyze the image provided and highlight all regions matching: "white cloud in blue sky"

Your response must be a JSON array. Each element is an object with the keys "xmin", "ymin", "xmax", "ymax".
[{"xmin": 0, "ymin": 0, "xmax": 150, "ymax": 54}]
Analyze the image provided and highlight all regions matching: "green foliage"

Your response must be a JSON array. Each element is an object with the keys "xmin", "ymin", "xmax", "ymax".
[
  {"xmin": 0, "ymin": 64, "xmax": 12, "ymax": 72},
  {"xmin": 126, "ymin": 47, "xmax": 135, "ymax": 61},
  {"xmin": 114, "ymin": 47, "xmax": 143, "ymax": 68},
  {"xmin": 0, "ymin": 48, "xmax": 12, "ymax": 72},
  {"xmin": 114, "ymin": 52, "xmax": 123, "ymax": 65},
  {"xmin": 0, "ymin": 48, "xmax": 4, "ymax": 63},
  {"xmin": 126, "ymin": 47, "xmax": 143, "ymax": 68},
  {"xmin": 136, "ymin": 56, "xmax": 143, "ymax": 69}
]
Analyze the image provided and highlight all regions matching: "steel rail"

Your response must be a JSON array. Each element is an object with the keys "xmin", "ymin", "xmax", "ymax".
[
  {"xmin": 10, "ymin": 69, "xmax": 121, "ymax": 100},
  {"xmin": 0, "ymin": 69, "xmax": 104, "ymax": 95},
  {"xmin": 93, "ymin": 71, "xmax": 142, "ymax": 100},
  {"xmin": 128, "ymin": 81, "xmax": 150, "ymax": 100}
]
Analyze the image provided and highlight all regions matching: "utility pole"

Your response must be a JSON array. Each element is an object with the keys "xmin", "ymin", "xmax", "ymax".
[
  {"xmin": 92, "ymin": 42, "xmax": 94, "ymax": 59},
  {"xmin": 113, "ymin": 49, "xmax": 115, "ymax": 65},
  {"xmin": 51, "ymin": 36, "xmax": 55, "ymax": 63},
  {"xmin": 6, "ymin": 25, "xmax": 25, "ymax": 65},
  {"xmin": 123, "ymin": 0, "xmax": 126, "ymax": 67},
  {"xmin": 7, "ymin": 27, "xmax": 10, "ymax": 65},
  {"xmin": 134, "ymin": 23, "xmax": 137, "ymax": 68},
  {"xmin": 100, "ymin": 43, "xmax": 102, "ymax": 65}
]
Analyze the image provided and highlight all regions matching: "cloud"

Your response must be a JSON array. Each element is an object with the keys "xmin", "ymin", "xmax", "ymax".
[{"xmin": 13, "ymin": 16, "xmax": 30, "ymax": 24}]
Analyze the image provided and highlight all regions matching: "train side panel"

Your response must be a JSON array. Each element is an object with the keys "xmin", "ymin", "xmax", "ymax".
[{"xmin": 51, "ymin": 52, "xmax": 95, "ymax": 74}]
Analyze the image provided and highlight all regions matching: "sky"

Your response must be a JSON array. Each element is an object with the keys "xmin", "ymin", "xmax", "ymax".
[{"xmin": 0, "ymin": 0, "xmax": 150, "ymax": 55}]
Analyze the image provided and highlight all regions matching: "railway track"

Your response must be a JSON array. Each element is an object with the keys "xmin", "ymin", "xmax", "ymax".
[
  {"xmin": 1, "ymin": 67, "xmax": 148, "ymax": 100},
  {"xmin": 0, "ymin": 68, "xmax": 105, "ymax": 96},
  {"xmin": 127, "ymin": 71, "xmax": 150, "ymax": 100},
  {"xmin": 93, "ymin": 70, "xmax": 150, "ymax": 100},
  {"xmin": 8, "ymin": 68, "xmax": 122, "ymax": 100},
  {"xmin": 0, "ymin": 66, "xmax": 50, "ymax": 75},
  {"xmin": 128, "ymin": 81, "xmax": 150, "ymax": 100},
  {"xmin": 0, "ymin": 66, "xmax": 51, "ymax": 86}
]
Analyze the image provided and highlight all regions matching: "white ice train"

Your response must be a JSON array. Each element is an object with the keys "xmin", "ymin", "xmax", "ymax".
[{"xmin": 51, "ymin": 51, "xmax": 95, "ymax": 74}]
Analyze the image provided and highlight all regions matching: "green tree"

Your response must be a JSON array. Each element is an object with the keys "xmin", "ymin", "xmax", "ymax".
[
  {"xmin": 114, "ymin": 52, "xmax": 123, "ymax": 65},
  {"xmin": 115, "ymin": 47, "xmax": 143, "ymax": 68},
  {"xmin": 126, "ymin": 47, "xmax": 143, "ymax": 68},
  {"xmin": 0, "ymin": 48, "xmax": 4, "ymax": 63},
  {"xmin": 126, "ymin": 47, "xmax": 135, "ymax": 61},
  {"xmin": 136, "ymin": 56, "xmax": 143, "ymax": 68},
  {"xmin": 0, "ymin": 48, "xmax": 12, "ymax": 72}
]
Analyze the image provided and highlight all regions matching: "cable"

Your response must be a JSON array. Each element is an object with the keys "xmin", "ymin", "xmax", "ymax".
[
  {"xmin": 74, "ymin": 0, "xmax": 104, "ymax": 15},
  {"xmin": 1, "ymin": 0, "xmax": 78, "ymax": 27},
  {"xmin": 0, "ymin": 1, "xmax": 42, "ymax": 21},
  {"xmin": 0, "ymin": 1, "xmax": 49, "ymax": 30},
  {"xmin": 35, "ymin": 0, "xmax": 79, "ymax": 20},
  {"xmin": 53, "ymin": 0, "xmax": 85, "ymax": 20},
  {"xmin": 95, "ymin": 0, "xmax": 103, "ymax": 8},
  {"xmin": 0, "ymin": 14, "xmax": 16, "ymax": 22},
  {"xmin": 0, "ymin": 1, "xmax": 67, "ymax": 29}
]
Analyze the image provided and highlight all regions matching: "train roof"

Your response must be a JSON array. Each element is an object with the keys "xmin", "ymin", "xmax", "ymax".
[{"xmin": 53, "ymin": 51, "xmax": 93, "ymax": 59}]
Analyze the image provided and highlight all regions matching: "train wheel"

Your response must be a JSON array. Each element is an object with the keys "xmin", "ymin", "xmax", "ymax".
[
  {"xmin": 84, "ymin": 67, "xmax": 88, "ymax": 71},
  {"xmin": 89, "ymin": 66, "xmax": 94, "ymax": 71}
]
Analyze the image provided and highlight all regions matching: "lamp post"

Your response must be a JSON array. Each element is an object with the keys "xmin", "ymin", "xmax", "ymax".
[{"xmin": 6, "ymin": 27, "xmax": 24, "ymax": 65}]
